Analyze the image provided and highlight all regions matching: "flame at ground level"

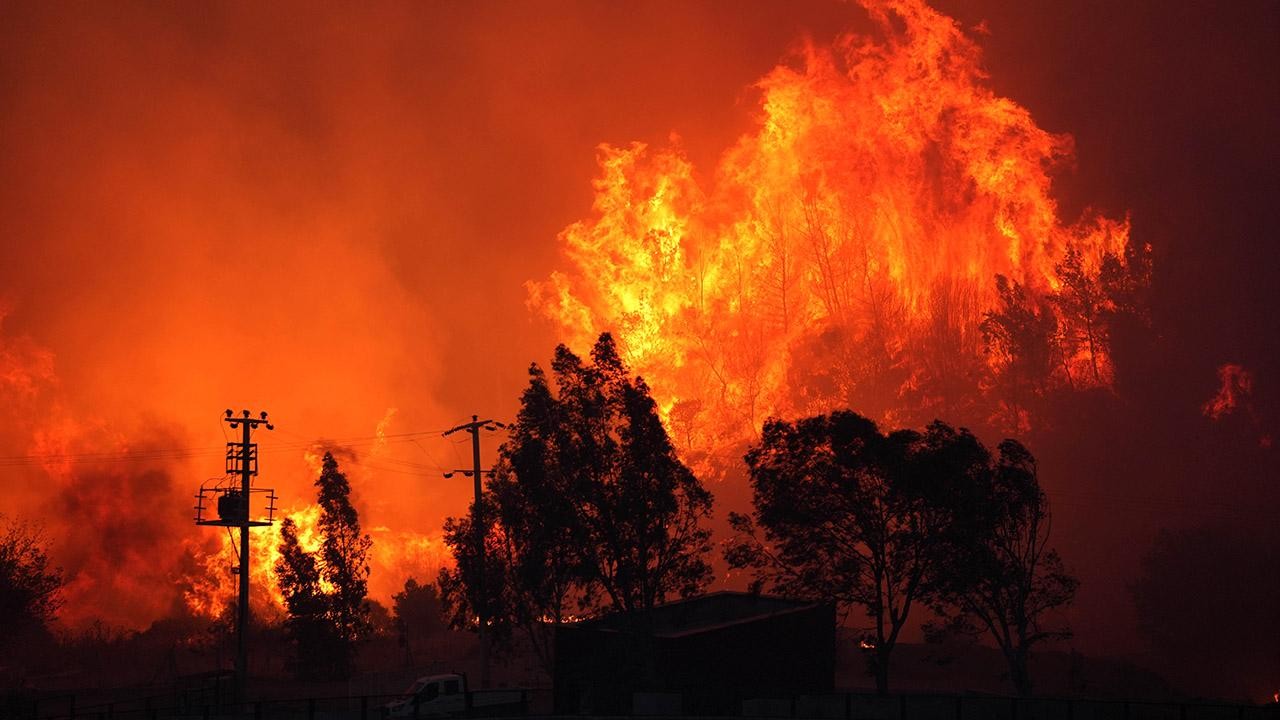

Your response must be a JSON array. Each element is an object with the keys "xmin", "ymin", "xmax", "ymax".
[{"xmin": 183, "ymin": 505, "xmax": 450, "ymax": 622}]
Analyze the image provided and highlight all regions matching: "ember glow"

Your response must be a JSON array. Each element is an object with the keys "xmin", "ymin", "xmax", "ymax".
[
  {"xmin": 1203, "ymin": 363, "xmax": 1254, "ymax": 421},
  {"xmin": 533, "ymin": 0, "xmax": 1136, "ymax": 445}
]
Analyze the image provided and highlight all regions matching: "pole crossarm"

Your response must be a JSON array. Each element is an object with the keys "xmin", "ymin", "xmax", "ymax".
[
  {"xmin": 442, "ymin": 417, "xmax": 506, "ymax": 436},
  {"xmin": 204, "ymin": 408, "xmax": 276, "ymax": 703},
  {"xmin": 443, "ymin": 469, "xmax": 495, "ymax": 478},
  {"xmin": 440, "ymin": 414, "xmax": 507, "ymax": 689}
]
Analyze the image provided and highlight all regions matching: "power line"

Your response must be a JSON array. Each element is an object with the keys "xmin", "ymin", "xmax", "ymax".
[
  {"xmin": 441, "ymin": 414, "xmax": 508, "ymax": 690},
  {"xmin": 0, "ymin": 428, "xmax": 450, "ymax": 467}
]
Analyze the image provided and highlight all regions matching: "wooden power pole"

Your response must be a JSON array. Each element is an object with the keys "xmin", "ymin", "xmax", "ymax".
[{"xmin": 443, "ymin": 415, "xmax": 505, "ymax": 688}]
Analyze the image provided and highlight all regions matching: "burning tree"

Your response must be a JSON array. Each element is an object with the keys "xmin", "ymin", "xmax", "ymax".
[
  {"xmin": 727, "ymin": 412, "xmax": 993, "ymax": 694},
  {"xmin": 530, "ymin": 0, "xmax": 1149, "ymax": 447},
  {"xmin": 275, "ymin": 452, "xmax": 372, "ymax": 679},
  {"xmin": 440, "ymin": 333, "xmax": 714, "ymax": 667},
  {"xmin": 980, "ymin": 275, "xmax": 1058, "ymax": 431}
]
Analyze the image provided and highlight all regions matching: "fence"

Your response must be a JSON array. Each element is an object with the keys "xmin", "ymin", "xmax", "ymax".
[
  {"xmin": 6, "ymin": 689, "xmax": 1277, "ymax": 720},
  {"xmin": 747, "ymin": 692, "xmax": 1280, "ymax": 720},
  {"xmin": 6, "ymin": 689, "xmax": 550, "ymax": 720}
]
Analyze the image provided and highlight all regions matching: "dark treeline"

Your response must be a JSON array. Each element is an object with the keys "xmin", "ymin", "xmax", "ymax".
[
  {"xmin": 1, "ymin": 331, "xmax": 1273, "ymax": 700},
  {"xmin": 437, "ymin": 332, "xmax": 1075, "ymax": 696},
  {"xmin": 438, "ymin": 333, "xmax": 714, "ymax": 675},
  {"xmin": 726, "ymin": 412, "xmax": 1075, "ymax": 695}
]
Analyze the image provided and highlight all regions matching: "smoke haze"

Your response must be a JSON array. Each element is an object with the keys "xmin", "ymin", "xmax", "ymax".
[{"xmin": 1, "ymin": 0, "xmax": 1276, "ymax": 699}]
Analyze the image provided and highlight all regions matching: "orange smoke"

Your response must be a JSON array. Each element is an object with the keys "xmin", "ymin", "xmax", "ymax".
[
  {"xmin": 531, "ymin": 0, "xmax": 1135, "ymax": 446},
  {"xmin": 3, "ymin": 309, "xmax": 450, "ymax": 628}
]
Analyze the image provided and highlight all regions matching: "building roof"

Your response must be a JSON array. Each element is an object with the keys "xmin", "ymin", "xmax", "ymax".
[{"xmin": 570, "ymin": 591, "xmax": 828, "ymax": 638}]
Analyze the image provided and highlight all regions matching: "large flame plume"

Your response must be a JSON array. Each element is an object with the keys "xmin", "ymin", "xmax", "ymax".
[{"xmin": 532, "ymin": 0, "xmax": 1138, "ymax": 447}]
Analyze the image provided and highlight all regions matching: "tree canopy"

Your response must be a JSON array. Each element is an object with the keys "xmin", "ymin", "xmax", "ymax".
[
  {"xmin": 391, "ymin": 577, "xmax": 447, "ymax": 668},
  {"xmin": 0, "ymin": 515, "xmax": 63, "ymax": 650},
  {"xmin": 928, "ymin": 439, "xmax": 1077, "ymax": 695},
  {"xmin": 728, "ymin": 410, "xmax": 1075, "ymax": 695},
  {"xmin": 275, "ymin": 452, "xmax": 372, "ymax": 679},
  {"xmin": 440, "ymin": 333, "xmax": 714, "ymax": 668}
]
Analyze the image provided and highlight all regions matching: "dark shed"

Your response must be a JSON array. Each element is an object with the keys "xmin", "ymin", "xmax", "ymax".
[{"xmin": 554, "ymin": 591, "xmax": 835, "ymax": 714}]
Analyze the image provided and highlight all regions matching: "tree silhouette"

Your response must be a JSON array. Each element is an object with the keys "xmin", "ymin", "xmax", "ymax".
[
  {"xmin": 981, "ymin": 274, "xmax": 1056, "ymax": 430},
  {"xmin": 1051, "ymin": 245, "xmax": 1111, "ymax": 385},
  {"xmin": 315, "ymin": 452, "xmax": 373, "ymax": 652},
  {"xmin": 276, "ymin": 517, "xmax": 339, "ymax": 678},
  {"xmin": 441, "ymin": 333, "xmax": 714, "ymax": 652},
  {"xmin": 0, "ymin": 515, "xmax": 63, "ymax": 651},
  {"xmin": 438, "ymin": 497, "xmax": 512, "ymax": 645},
  {"xmin": 392, "ymin": 577, "xmax": 447, "ymax": 668},
  {"xmin": 275, "ymin": 452, "xmax": 372, "ymax": 679},
  {"xmin": 558, "ymin": 334, "xmax": 714, "ymax": 614},
  {"xmin": 1098, "ymin": 243, "xmax": 1154, "ymax": 394},
  {"xmin": 727, "ymin": 411, "xmax": 990, "ymax": 694},
  {"xmin": 1131, "ymin": 520, "xmax": 1280, "ymax": 699},
  {"xmin": 489, "ymin": 361, "xmax": 593, "ymax": 669},
  {"xmin": 929, "ymin": 440, "xmax": 1077, "ymax": 696}
]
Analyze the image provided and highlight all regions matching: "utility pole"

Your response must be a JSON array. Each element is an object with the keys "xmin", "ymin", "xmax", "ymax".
[
  {"xmin": 194, "ymin": 411, "xmax": 278, "ymax": 706},
  {"xmin": 443, "ymin": 415, "xmax": 506, "ymax": 689},
  {"xmin": 216, "ymin": 410, "xmax": 274, "ymax": 703}
]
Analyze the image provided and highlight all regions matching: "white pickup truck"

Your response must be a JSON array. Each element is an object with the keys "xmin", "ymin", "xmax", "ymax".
[{"xmin": 385, "ymin": 673, "xmax": 525, "ymax": 718}]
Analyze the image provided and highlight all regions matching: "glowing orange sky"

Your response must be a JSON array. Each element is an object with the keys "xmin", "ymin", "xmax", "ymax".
[{"xmin": 1, "ymin": 3, "xmax": 1277, "ymax": 689}]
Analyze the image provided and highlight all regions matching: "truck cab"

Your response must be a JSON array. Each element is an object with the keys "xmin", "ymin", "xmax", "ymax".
[{"xmin": 387, "ymin": 673, "xmax": 467, "ymax": 717}]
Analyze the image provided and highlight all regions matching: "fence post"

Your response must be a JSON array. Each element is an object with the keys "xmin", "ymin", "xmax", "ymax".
[
  {"xmin": 202, "ymin": 703, "xmax": 210, "ymax": 720},
  {"xmin": 955, "ymin": 695, "xmax": 963, "ymax": 720},
  {"xmin": 254, "ymin": 700, "xmax": 263, "ymax": 720},
  {"xmin": 1010, "ymin": 696, "xmax": 1018, "ymax": 720},
  {"xmin": 899, "ymin": 693, "xmax": 908, "ymax": 720},
  {"xmin": 845, "ymin": 692, "xmax": 852, "ymax": 720},
  {"xmin": 308, "ymin": 697, "xmax": 317, "ymax": 720},
  {"xmin": 362, "ymin": 695, "xmax": 369, "ymax": 720}
]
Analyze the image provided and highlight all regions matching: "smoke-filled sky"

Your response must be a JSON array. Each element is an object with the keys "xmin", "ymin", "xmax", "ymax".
[{"xmin": 1, "ymin": 0, "xmax": 1277, "ymax": 697}]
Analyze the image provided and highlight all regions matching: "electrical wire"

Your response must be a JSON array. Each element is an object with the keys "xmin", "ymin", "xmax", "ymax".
[{"xmin": 0, "ymin": 429, "xmax": 450, "ymax": 467}]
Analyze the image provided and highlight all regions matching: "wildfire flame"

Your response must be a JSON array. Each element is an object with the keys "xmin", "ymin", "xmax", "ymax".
[
  {"xmin": 183, "ymin": 503, "xmax": 449, "ymax": 621},
  {"xmin": 1203, "ymin": 363, "xmax": 1253, "ymax": 421},
  {"xmin": 1203, "ymin": 362, "xmax": 1272, "ymax": 449},
  {"xmin": 531, "ymin": 0, "xmax": 1135, "ymax": 447}
]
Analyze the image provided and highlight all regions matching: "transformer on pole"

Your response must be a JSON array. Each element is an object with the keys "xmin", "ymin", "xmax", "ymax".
[{"xmin": 193, "ymin": 409, "xmax": 277, "ymax": 703}]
